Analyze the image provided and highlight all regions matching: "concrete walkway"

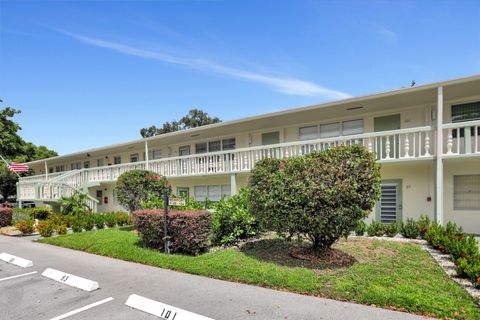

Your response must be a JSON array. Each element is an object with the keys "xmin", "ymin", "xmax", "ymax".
[{"xmin": 0, "ymin": 235, "xmax": 428, "ymax": 320}]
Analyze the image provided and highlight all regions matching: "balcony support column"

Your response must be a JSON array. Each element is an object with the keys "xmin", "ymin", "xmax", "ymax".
[
  {"xmin": 435, "ymin": 86, "xmax": 444, "ymax": 225},
  {"xmin": 145, "ymin": 140, "xmax": 149, "ymax": 170},
  {"xmin": 230, "ymin": 173, "xmax": 237, "ymax": 196},
  {"xmin": 45, "ymin": 161, "xmax": 48, "ymax": 181}
]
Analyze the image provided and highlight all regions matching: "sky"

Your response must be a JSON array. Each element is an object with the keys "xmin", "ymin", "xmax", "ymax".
[{"xmin": 1, "ymin": 0, "xmax": 479, "ymax": 155}]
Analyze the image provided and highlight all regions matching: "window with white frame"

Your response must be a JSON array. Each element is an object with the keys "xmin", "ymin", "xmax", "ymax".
[
  {"xmin": 195, "ymin": 142, "xmax": 207, "ymax": 154},
  {"xmin": 304, "ymin": 119, "xmax": 364, "ymax": 139},
  {"xmin": 222, "ymin": 138, "xmax": 236, "ymax": 150},
  {"xmin": 320, "ymin": 122, "xmax": 341, "ymax": 138},
  {"xmin": 454, "ymin": 175, "xmax": 480, "ymax": 210},
  {"xmin": 55, "ymin": 165, "xmax": 64, "ymax": 172},
  {"xmin": 194, "ymin": 184, "xmax": 231, "ymax": 201},
  {"xmin": 194, "ymin": 185, "xmax": 207, "ymax": 201},
  {"xmin": 49, "ymin": 167, "xmax": 54, "ymax": 174},
  {"xmin": 143, "ymin": 149, "xmax": 161, "ymax": 161},
  {"xmin": 179, "ymin": 145, "xmax": 190, "ymax": 156},
  {"xmin": 84, "ymin": 161, "xmax": 90, "ymax": 169},
  {"xmin": 342, "ymin": 119, "xmax": 364, "ymax": 135},
  {"xmin": 70, "ymin": 162, "xmax": 81, "ymax": 170},
  {"xmin": 96, "ymin": 190, "xmax": 103, "ymax": 203},
  {"xmin": 97, "ymin": 158, "xmax": 104, "ymax": 167},
  {"xmin": 208, "ymin": 140, "xmax": 221, "ymax": 152},
  {"xmin": 299, "ymin": 126, "xmax": 318, "ymax": 140},
  {"xmin": 130, "ymin": 153, "xmax": 139, "ymax": 163},
  {"xmin": 452, "ymin": 101, "xmax": 480, "ymax": 123},
  {"xmin": 195, "ymin": 138, "xmax": 236, "ymax": 154},
  {"xmin": 114, "ymin": 156, "xmax": 122, "ymax": 165}
]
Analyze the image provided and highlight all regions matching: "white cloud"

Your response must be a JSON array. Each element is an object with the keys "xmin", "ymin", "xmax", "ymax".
[
  {"xmin": 374, "ymin": 25, "xmax": 398, "ymax": 46},
  {"xmin": 58, "ymin": 31, "xmax": 351, "ymax": 100}
]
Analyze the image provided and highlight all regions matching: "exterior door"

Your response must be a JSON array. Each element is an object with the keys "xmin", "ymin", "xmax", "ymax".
[
  {"xmin": 376, "ymin": 180, "xmax": 402, "ymax": 224},
  {"xmin": 261, "ymin": 131, "xmax": 280, "ymax": 158},
  {"xmin": 374, "ymin": 114, "xmax": 401, "ymax": 159}
]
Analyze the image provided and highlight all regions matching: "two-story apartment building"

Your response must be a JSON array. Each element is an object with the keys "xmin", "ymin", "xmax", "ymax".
[{"xmin": 17, "ymin": 75, "xmax": 480, "ymax": 233}]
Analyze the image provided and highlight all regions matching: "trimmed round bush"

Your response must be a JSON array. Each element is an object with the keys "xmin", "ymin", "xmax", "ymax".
[
  {"xmin": 249, "ymin": 145, "xmax": 381, "ymax": 254},
  {"xmin": 133, "ymin": 209, "xmax": 212, "ymax": 255},
  {"xmin": 0, "ymin": 207, "xmax": 13, "ymax": 227},
  {"xmin": 115, "ymin": 170, "xmax": 171, "ymax": 212}
]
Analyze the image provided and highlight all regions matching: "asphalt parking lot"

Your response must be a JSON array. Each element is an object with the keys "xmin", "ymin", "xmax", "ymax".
[{"xmin": 0, "ymin": 236, "xmax": 428, "ymax": 320}]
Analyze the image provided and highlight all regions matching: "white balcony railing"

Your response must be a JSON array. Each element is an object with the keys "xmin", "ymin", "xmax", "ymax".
[
  {"xmin": 443, "ymin": 120, "xmax": 480, "ymax": 156},
  {"xmin": 17, "ymin": 181, "xmax": 98, "ymax": 211},
  {"xmin": 18, "ymin": 126, "xmax": 435, "ymax": 202}
]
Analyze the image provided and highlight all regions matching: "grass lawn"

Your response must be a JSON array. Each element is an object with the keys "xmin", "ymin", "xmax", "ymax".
[{"xmin": 38, "ymin": 227, "xmax": 480, "ymax": 319}]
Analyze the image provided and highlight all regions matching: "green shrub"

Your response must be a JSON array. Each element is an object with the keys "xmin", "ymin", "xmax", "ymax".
[
  {"xmin": 37, "ymin": 220, "xmax": 54, "ymax": 237},
  {"xmin": 95, "ymin": 214, "xmax": 105, "ymax": 229},
  {"xmin": 211, "ymin": 188, "xmax": 259, "ymax": 246},
  {"xmin": 417, "ymin": 214, "xmax": 431, "ymax": 239},
  {"xmin": 423, "ymin": 220, "xmax": 480, "ymax": 288},
  {"xmin": 70, "ymin": 217, "xmax": 83, "ymax": 233},
  {"xmin": 384, "ymin": 222, "xmax": 399, "ymax": 237},
  {"xmin": 114, "ymin": 212, "xmax": 131, "ymax": 226},
  {"xmin": 16, "ymin": 219, "xmax": 34, "ymax": 234},
  {"xmin": 400, "ymin": 218, "xmax": 419, "ymax": 239},
  {"xmin": 445, "ymin": 235, "xmax": 479, "ymax": 261},
  {"xmin": 140, "ymin": 194, "xmax": 207, "ymax": 211},
  {"xmin": 12, "ymin": 208, "xmax": 28, "ymax": 225},
  {"xmin": 425, "ymin": 224, "xmax": 447, "ymax": 250},
  {"xmin": 104, "ymin": 213, "xmax": 117, "ymax": 228},
  {"xmin": 49, "ymin": 213, "xmax": 69, "ymax": 228},
  {"xmin": 354, "ymin": 220, "xmax": 366, "ymax": 236},
  {"xmin": 25, "ymin": 207, "xmax": 52, "ymax": 220},
  {"xmin": 366, "ymin": 220, "xmax": 384, "ymax": 237},
  {"xmin": 115, "ymin": 170, "xmax": 171, "ymax": 212},
  {"xmin": 0, "ymin": 207, "xmax": 13, "ymax": 227},
  {"xmin": 133, "ymin": 209, "xmax": 212, "ymax": 255},
  {"xmin": 249, "ymin": 145, "xmax": 381, "ymax": 254},
  {"xmin": 456, "ymin": 257, "xmax": 480, "ymax": 287},
  {"xmin": 56, "ymin": 224, "xmax": 67, "ymax": 235},
  {"xmin": 82, "ymin": 215, "xmax": 95, "ymax": 231}
]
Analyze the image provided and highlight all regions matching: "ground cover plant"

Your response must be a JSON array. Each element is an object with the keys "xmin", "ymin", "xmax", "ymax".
[
  {"xmin": 38, "ymin": 228, "xmax": 480, "ymax": 319},
  {"xmin": 249, "ymin": 145, "xmax": 381, "ymax": 254}
]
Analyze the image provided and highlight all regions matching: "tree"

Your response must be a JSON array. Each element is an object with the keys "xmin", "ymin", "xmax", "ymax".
[
  {"xmin": 0, "ymin": 100, "xmax": 58, "ymax": 202},
  {"xmin": 140, "ymin": 109, "xmax": 221, "ymax": 138},
  {"xmin": 248, "ymin": 145, "xmax": 381, "ymax": 255},
  {"xmin": 114, "ymin": 170, "xmax": 171, "ymax": 212},
  {"xmin": 0, "ymin": 106, "xmax": 24, "ymax": 158}
]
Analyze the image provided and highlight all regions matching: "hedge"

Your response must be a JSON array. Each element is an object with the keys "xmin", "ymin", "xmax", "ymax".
[
  {"xmin": 133, "ymin": 209, "xmax": 212, "ymax": 255},
  {"xmin": 0, "ymin": 207, "xmax": 13, "ymax": 227}
]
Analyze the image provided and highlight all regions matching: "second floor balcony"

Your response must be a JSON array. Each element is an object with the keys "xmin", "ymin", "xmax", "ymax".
[{"xmin": 18, "ymin": 120, "xmax": 480, "ymax": 191}]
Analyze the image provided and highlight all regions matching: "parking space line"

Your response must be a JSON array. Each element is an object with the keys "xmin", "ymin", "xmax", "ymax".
[
  {"xmin": 125, "ymin": 294, "xmax": 214, "ymax": 320},
  {"xmin": 49, "ymin": 297, "xmax": 114, "ymax": 320},
  {"xmin": 0, "ymin": 271, "xmax": 38, "ymax": 282},
  {"xmin": 0, "ymin": 252, "xmax": 34, "ymax": 268}
]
